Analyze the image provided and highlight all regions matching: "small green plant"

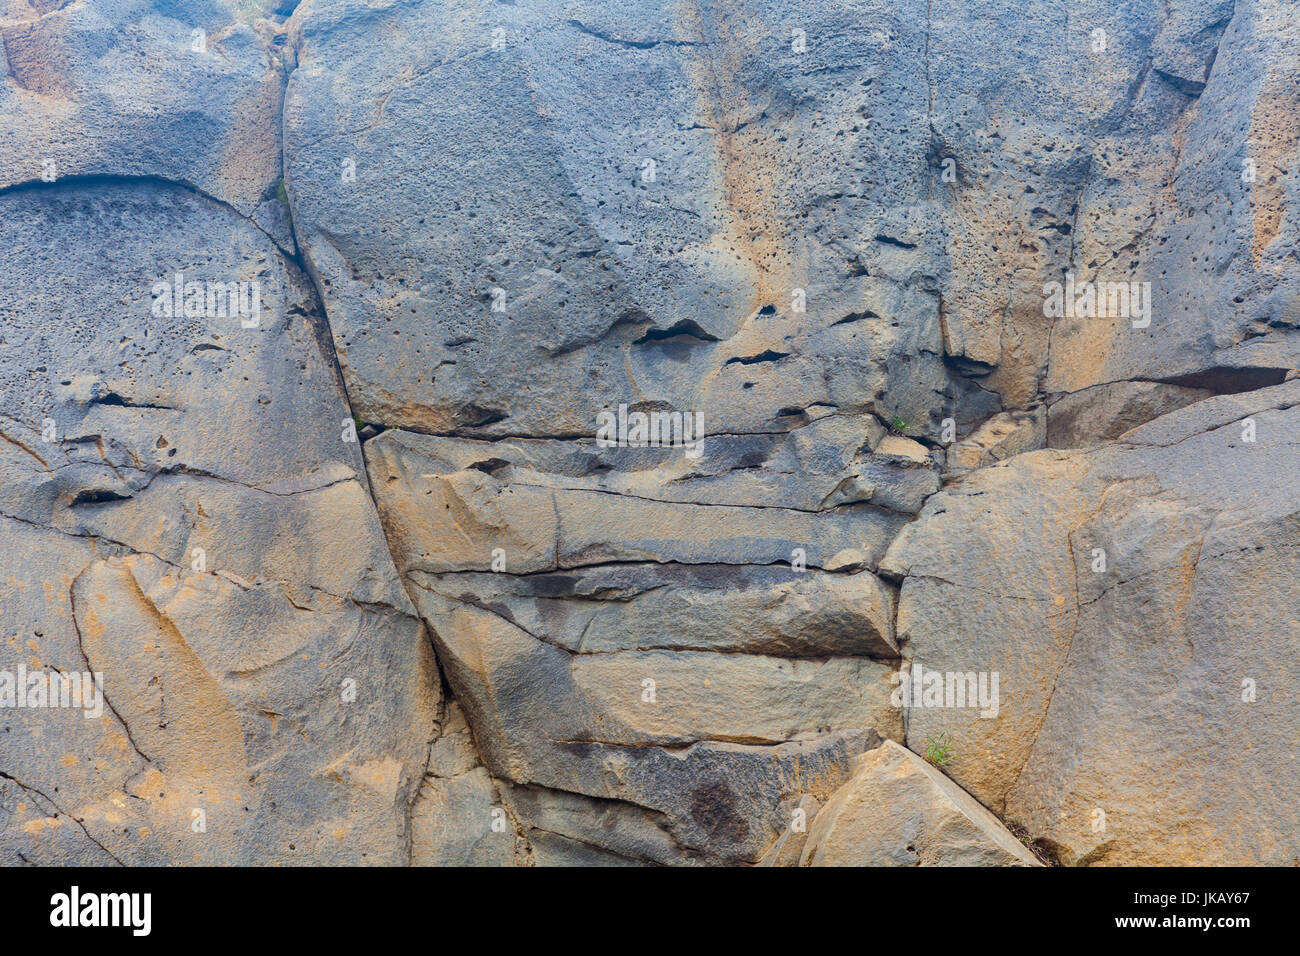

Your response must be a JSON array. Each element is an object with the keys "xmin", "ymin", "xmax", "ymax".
[
  {"xmin": 922, "ymin": 732, "xmax": 953, "ymax": 768},
  {"xmin": 889, "ymin": 414, "xmax": 908, "ymax": 435},
  {"xmin": 1004, "ymin": 817, "xmax": 1060, "ymax": 866}
]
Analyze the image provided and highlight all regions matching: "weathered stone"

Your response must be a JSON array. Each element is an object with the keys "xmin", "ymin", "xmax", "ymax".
[
  {"xmin": 943, "ymin": 407, "xmax": 1046, "ymax": 476},
  {"xmin": 411, "ymin": 702, "xmax": 522, "ymax": 866},
  {"xmin": 756, "ymin": 793, "xmax": 821, "ymax": 867},
  {"xmin": 1047, "ymin": 380, "xmax": 1212, "ymax": 448},
  {"xmin": 0, "ymin": 0, "xmax": 284, "ymax": 218},
  {"xmin": 360, "ymin": 395, "xmax": 908, "ymax": 862},
  {"xmin": 880, "ymin": 450, "xmax": 1098, "ymax": 810},
  {"xmin": 799, "ymin": 740, "xmax": 1041, "ymax": 866},
  {"xmin": 501, "ymin": 782, "xmax": 699, "ymax": 867},
  {"xmin": 0, "ymin": 182, "xmax": 436, "ymax": 865},
  {"xmin": 883, "ymin": 381, "xmax": 1300, "ymax": 864},
  {"xmin": 855, "ymin": 435, "xmax": 942, "ymax": 513},
  {"xmin": 412, "ymin": 563, "xmax": 898, "ymax": 659},
  {"xmin": 1044, "ymin": 0, "xmax": 1300, "ymax": 398},
  {"xmin": 5, "ymin": 0, "xmax": 1299, "ymax": 870},
  {"xmin": 397, "ymin": 576, "xmax": 899, "ymax": 863},
  {"xmin": 284, "ymin": 0, "xmax": 965, "ymax": 440},
  {"xmin": 365, "ymin": 428, "xmax": 910, "ymax": 575}
]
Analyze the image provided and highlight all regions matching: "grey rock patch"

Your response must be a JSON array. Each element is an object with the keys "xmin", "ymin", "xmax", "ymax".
[
  {"xmin": 0, "ymin": 1, "xmax": 284, "ymax": 217},
  {"xmin": 0, "ymin": 181, "xmax": 437, "ymax": 865}
]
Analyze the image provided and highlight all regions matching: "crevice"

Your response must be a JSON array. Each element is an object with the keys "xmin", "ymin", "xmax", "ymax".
[
  {"xmin": 381, "ymin": 407, "xmax": 882, "ymax": 444},
  {"xmin": 1114, "ymin": 394, "xmax": 1300, "ymax": 450},
  {"xmin": 567, "ymin": 18, "xmax": 702, "ymax": 50},
  {"xmin": 831, "ymin": 310, "xmax": 878, "ymax": 326},
  {"xmin": 272, "ymin": 34, "xmax": 440, "ymax": 850},
  {"xmin": 874, "ymin": 234, "xmax": 917, "ymax": 250},
  {"xmin": 408, "ymin": 553, "xmax": 883, "ymax": 581},
  {"xmin": 67, "ymin": 565, "xmax": 153, "ymax": 771},
  {"xmin": 90, "ymin": 392, "xmax": 177, "ymax": 411},
  {"xmin": 409, "ymin": 576, "xmax": 898, "ymax": 662},
  {"xmin": 499, "ymin": 480, "xmax": 903, "ymax": 517},
  {"xmin": 1155, "ymin": 366, "xmax": 1289, "ymax": 394},
  {"xmin": 724, "ymin": 350, "xmax": 790, "ymax": 366},
  {"xmin": 632, "ymin": 319, "xmax": 720, "ymax": 345},
  {"xmin": 1001, "ymin": 490, "xmax": 1110, "ymax": 814}
]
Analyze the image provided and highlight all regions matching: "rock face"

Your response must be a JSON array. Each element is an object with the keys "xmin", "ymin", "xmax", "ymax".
[
  {"xmin": 2, "ymin": 0, "xmax": 1298, "ymax": 867},
  {"xmin": 282, "ymin": 0, "xmax": 987, "ymax": 440},
  {"xmin": 882, "ymin": 382, "xmax": 1300, "ymax": 865},
  {"xmin": 365, "ymin": 425, "xmax": 907, "ymax": 862},
  {"xmin": 799, "ymin": 741, "xmax": 1041, "ymax": 866},
  {"xmin": 1046, "ymin": 381, "xmax": 1212, "ymax": 449},
  {"xmin": 0, "ymin": 0, "xmax": 288, "ymax": 238},
  {"xmin": 0, "ymin": 181, "xmax": 436, "ymax": 864},
  {"xmin": 410, "ymin": 702, "xmax": 522, "ymax": 867}
]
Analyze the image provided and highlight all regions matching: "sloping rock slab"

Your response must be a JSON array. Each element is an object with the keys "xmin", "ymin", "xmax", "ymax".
[{"xmin": 800, "ymin": 740, "xmax": 1040, "ymax": 866}]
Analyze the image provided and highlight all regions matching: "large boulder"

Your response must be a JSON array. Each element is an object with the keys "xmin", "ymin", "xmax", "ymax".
[
  {"xmin": 800, "ymin": 740, "xmax": 1041, "ymax": 866},
  {"xmin": 881, "ymin": 380, "xmax": 1300, "ymax": 864}
]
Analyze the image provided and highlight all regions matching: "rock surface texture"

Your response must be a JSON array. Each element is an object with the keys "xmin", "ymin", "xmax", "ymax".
[
  {"xmin": 0, "ymin": 0, "xmax": 1296, "ymax": 866},
  {"xmin": 799, "ymin": 741, "xmax": 1042, "ymax": 866}
]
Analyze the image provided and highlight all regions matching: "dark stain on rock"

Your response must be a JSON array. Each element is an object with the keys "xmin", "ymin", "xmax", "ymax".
[
  {"xmin": 455, "ymin": 592, "xmax": 521, "ymax": 630},
  {"xmin": 690, "ymin": 782, "xmax": 750, "ymax": 843},
  {"xmin": 529, "ymin": 573, "xmax": 579, "ymax": 598}
]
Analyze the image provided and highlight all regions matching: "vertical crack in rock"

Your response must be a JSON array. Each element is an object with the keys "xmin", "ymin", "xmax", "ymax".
[{"xmin": 66, "ymin": 566, "xmax": 152, "ymax": 771}]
